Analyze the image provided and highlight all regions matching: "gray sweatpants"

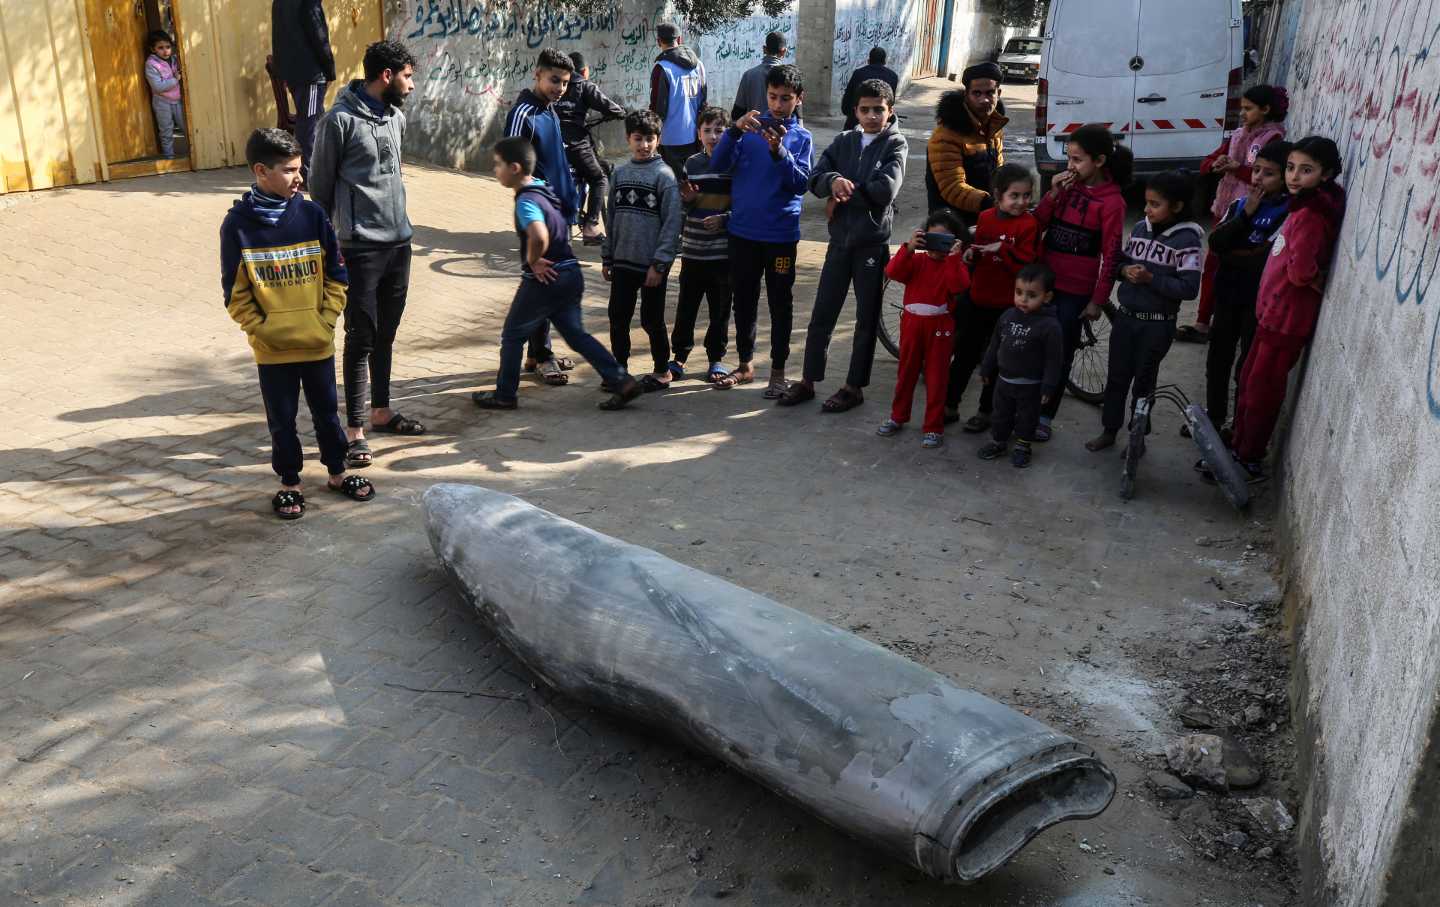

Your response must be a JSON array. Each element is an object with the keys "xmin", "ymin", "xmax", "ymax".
[{"xmin": 151, "ymin": 97, "xmax": 185, "ymax": 158}]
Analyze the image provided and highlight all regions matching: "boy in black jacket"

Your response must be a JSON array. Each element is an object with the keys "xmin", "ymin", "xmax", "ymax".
[
  {"xmin": 978, "ymin": 264, "xmax": 1064, "ymax": 468},
  {"xmin": 555, "ymin": 52, "xmax": 624, "ymax": 245},
  {"xmin": 779, "ymin": 79, "xmax": 906, "ymax": 412}
]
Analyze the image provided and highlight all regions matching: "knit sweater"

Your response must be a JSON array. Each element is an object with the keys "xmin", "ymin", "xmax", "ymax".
[
  {"xmin": 969, "ymin": 208, "xmax": 1041, "ymax": 308},
  {"xmin": 1036, "ymin": 177, "xmax": 1126, "ymax": 307},
  {"xmin": 602, "ymin": 156, "xmax": 683, "ymax": 274},
  {"xmin": 220, "ymin": 190, "xmax": 348, "ymax": 365},
  {"xmin": 681, "ymin": 150, "xmax": 731, "ymax": 261},
  {"xmin": 1115, "ymin": 218, "xmax": 1204, "ymax": 316}
]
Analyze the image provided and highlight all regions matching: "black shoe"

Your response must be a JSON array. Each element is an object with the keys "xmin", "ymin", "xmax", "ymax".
[
  {"xmin": 977, "ymin": 441, "xmax": 1007, "ymax": 460},
  {"xmin": 961, "ymin": 413, "xmax": 991, "ymax": 433},
  {"xmin": 472, "ymin": 391, "xmax": 517, "ymax": 410},
  {"xmin": 1010, "ymin": 444, "xmax": 1032, "ymax": 468},
  {"xmin": 943, "ymin": 406, "xmax": 961, "ymax": 425},
  {"xmin": 598, "ymin": 376, "xmax": 642, "ymax": 410}
]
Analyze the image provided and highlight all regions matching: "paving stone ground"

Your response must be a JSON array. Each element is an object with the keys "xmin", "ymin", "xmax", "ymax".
[{"xmin": 1, "ymin": 80, "xmax": 1291, "ymax": 905}]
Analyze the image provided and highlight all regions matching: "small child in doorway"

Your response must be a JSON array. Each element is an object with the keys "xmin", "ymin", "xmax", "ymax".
[
  {"xmin": 876, "ymin": 210, "xmax": 971, "ymax": 448},
  {"xmin": 1086, "ymin": 171, "xmax": 1203, "ymax": 452},
  {"xmin": 669, "ymin": 106, "xmax": 734, "ymax": 383},
  {"xmin": 220, "ymin": 128, "xmax": 374, "ymax": 518},
  {"xmin": 977, "ymin": 264, "xmax": 1064, "ymax": 468},
  {"xmin": 602, "ymin": 109, "xmax": 683, "ymax": 391},
  {"xmin": 949, "ymin": 163, "xmax": 1041, "ymax": 432},
  {"xmin": 144, "ymin": 30, "xmax": 185, "ymax": 159}
]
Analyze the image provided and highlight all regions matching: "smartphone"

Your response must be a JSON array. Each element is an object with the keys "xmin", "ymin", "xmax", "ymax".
[
  {"xmin": 755, "ymin": 115, "xmax": 783, "ymax": 131},
  {"xmin": 921, "ymin": 232, "xmax": 957, "ymax": 253}
]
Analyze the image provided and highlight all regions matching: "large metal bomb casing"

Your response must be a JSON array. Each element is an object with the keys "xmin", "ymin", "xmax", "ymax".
[{"xmin": 423, "ymin": 484, "xmax": 1115, "ymax": 882}]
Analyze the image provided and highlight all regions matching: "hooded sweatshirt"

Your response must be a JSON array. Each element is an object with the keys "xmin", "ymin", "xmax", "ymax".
[
  {"xmin": 807, "ymin": 124, "xmax": 907, "ymax": 249},
  {"xmin": 602, "ymin": 155, "xmax": 683, "ymax": 274},
  {"xmin": 981, "ymin": 305, "xmax": 1065, "ymax": 395},
  {"xmin": 220, "ymin": 189, "xmax": 348, "ymax": 365},
  {"xmin": 1035, "ymin": 177, "xmax": 1126, "ymax": 307},
  {"xmin": 650, "ymin": 46, "xmax": 707, "ymax": 147},
  {"xmin": 732, "ymin": 55, "xmax": 783, "ymax": 121},
  {"xmin": 710, "ymin": 116, "xmax": 812, "ymax": 244},
  {"xmin": 1202, "ymin": 121, "xmax": 1287, "ymax": 222},
  {"xmin": 1115, "ymin": 218, "xmax": 1205, "ymax": 316},
  {"xmin": 1208, "ymin": 193, "xmax": 1291, "ymax": 304},
  {"xmin": 308, "ymin": 80, "xmax": 412, "ymax": 247},
  {"xmin": 145, "ymin": 54, "xmax": 182, "ymax": 102},
  {"xmin": 1255, "ymin": 182, "xmax": 1346, "ymax": 342},
  {"xmin": 505, "ymin": 88, "xmax": 579, "ymax": 222}
]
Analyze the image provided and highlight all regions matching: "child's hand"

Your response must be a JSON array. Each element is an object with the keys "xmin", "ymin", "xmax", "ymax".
[
  {"xmin": 1243, "ymin": 191, "xmax": 1263, "ymax": 216},
  {"xmin": 1130, "ymin": 265, "xmax": 1153, "ymax": 285},
  {"xmin": 1041, "ymin": 394, "xmax": 1052, "ymax": 405},
  {"xmin": 831, "ymin": 177, "xmax": 855, "ymax": 202},
  {"xmin": 908, "ymin": 229, "xmax": 925, "ymax": 251},
  {"xmin": 764, "ymin": 123, "xmax": 787, "ymax": 155},
  {"xmin": 1051, "ymin": 171, "xmax": 1076, "ymax": 193},
  {"xmin": 1212, "ymin": 154, "xmax": 1233, "ymax": 172},
  {"xmin": 1121, "ymin": 264, "xmax": 1141, "ymax": 283},
  {"xmin": 963, "ymin": 246, "xmax": 976, "ymax": 264},
  {"xmin": 602, "ymin": 265, "xmax": 612, "ymax": 282},
  {"xmin": 977, "ymin": 241, "xmax": 1001, "ymax": 255},
  {"xmin": 735, "ymin": 111, "xmax": 763, "ymax": 133},
  {"xmin": 644, "ymin": 265, "xmax": 663, "ymax": 288},
  {"xmin": 533, "ymin": 258, "xmax": 558, "ymax": 284},
  {"xmin": 1082, "ymin": 302, "xmax": 1104, "ymax": 321},
  {"xmin": 701, "ymin": 214, "xmax": 725, "ymax": 232},
  {"xmin": 679, "ymin": 180, "xmax": 699, "ymax": 203},
  {"xmin": 948, "ymin": 240, "xmax": 965, "ymax": 257}
]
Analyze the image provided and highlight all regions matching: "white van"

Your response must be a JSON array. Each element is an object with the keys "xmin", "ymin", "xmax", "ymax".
[{"xmin": 1034, "ymin": 0, "xmax": 1244, "ymax": 189}]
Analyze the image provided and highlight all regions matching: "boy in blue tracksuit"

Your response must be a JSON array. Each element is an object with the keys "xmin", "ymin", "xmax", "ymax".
[
  {"xmin": 504, "ymin": 47, "xmax": 581, "ymax": 385},
  {"xmin": 710, "ymin": 63, "xmax": 813, "ymax": 397}
]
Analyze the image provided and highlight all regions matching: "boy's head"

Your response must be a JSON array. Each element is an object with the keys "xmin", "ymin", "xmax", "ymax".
[
  {"xmin": 656, "ymin": 23, "xmax": 679, "ymax": 48},
  {"xmin": 1014, "ymin": 263, "xmax": 1056, "ymax": 314},
  {"xmin": 764, "ymin": 64, "xmax": 804, "ymax": 120},
  {"xmin": 568, "ymin": 52, "xmax": 589, "ymax": 81},
  {"xmin": 1143, "ymin": 170, "xmax": 1194, "ymax": 225},
  {"xmin": 764, "ymin": 31, "xmax": 787, "ymax": 57},
  {"xmin": 491, "ymin": 136, "xmax": 536, "ymax": 190},
  {"xmin": 533, "ymin": 48, "xmax": 574, "ymax": 104},
  {"xmin": 868, "ymin": 47, "xmax": 887, "ymax": 66},
  {"xmin": 363, "ymin": 40, "xmax": 416, "ymax": 107},
  {"xmin": 853, "ymin": 79, "xmax": 894, "ymax": 134},
  {"xmin": 624, "ymin": 109, "xmax": 661, "ymax": 161},
  {"xmin": 991, "ymin": 163, "xmax": 1034, "ymax": 216},
  {"xmin": 147, "ymin": 30, "xmax": 174, "ymax": 58},
  {"xmin": 697, "ymin": 106, "xmax": 728, "ymax": 152},
  {"xmin": 1252, "ymin": 139, "xmax": 1293, "ymax": 196},
  {"xmin": 922, "ymin": 208, "xmax": 964, "ymax": 259},
  {"xmin": 246, "ymin": 128, "xmax": 304, "ymax": 199}
]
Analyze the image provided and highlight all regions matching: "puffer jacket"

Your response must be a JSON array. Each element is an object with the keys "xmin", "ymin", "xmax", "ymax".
[
  {"xmin": 1255, "ymin": 181, "xmax": 1346, "ymax": 341},
  {"xmin": 925, "ymin": 107, "xmax": 1006, "ymax": 215}
]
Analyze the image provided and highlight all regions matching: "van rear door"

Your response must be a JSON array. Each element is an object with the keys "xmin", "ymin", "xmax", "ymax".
[
  {"xmin": 1041, "ymin": 0, "xmax": 1140, "ymax": 164},
  {"xmin": 1128, "ymin": 0, "xmax": 1239, "ymax": 164}
]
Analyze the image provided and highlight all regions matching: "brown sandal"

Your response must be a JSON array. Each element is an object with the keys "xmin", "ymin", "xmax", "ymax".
[
  {"xmin": 776, "ymin": 383, "xmax": 815, "ymax": 407},
  {"xmin": 821, "ymin": 387, "xmax": 864, "ymax": 412}
]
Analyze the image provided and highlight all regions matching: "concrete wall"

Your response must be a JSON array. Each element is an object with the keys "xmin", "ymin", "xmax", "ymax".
[
  {"xmin": 830, "ymin": 0, "xmax": 922, "ymax": 106},
  {"xmin": 1276, "ymin": 1, "xmax": 1440, "ymax": 904}
]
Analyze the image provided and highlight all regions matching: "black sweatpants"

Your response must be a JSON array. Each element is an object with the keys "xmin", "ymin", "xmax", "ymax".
[
  {"xmin": 801, "ymin": 242, "xmax": 889, "ymax": 388},
  {"xmin": 342, "ymin": 243, "xmax": 412, "ymax": 428},
  {"xmin": 947, "ymin": 296, "xmax": 1004, "ymax": 411},
  {"xmin": 1101, "ymin": 314, "xmax": 1176, "ymax": 433},
  {"xmin": 608, "ymin": 268, "xmax": 670, "ymax": 373},
  {"xmin": 672, "ymin": 258, "xmax": 732, "ymax": 365},
  {"xmin": 1041, "ymin": 290, "xmax": 1090, "ymax": 421},
  {"xmin": 990, "ymin": 379, "xmax": 1044, "ymax": 445},
  {"xmin": 257, "ymin": 357, "xmax": 348, "ymax": 486},
  {"xmin": 1204, "ymin": 301, "xmax": 1257, "ymax": 427},
  {"xmin": 566, "ymin": 140, "xmax": 609, "ymax": 231},
  {"xmin": 730, "ymin": 236, "xmax": 798, "ymax": 369}
]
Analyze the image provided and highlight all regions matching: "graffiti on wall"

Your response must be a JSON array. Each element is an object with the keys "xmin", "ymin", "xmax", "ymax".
[
  {"xmin": 831, "ymin": 0, "xmax": 920, "ymax": 105},
  {"xmin": 1287, "ymin": 0, "xmax": 1440, "ymax": 415},
  {"xmin": 391, "ymin": 0, "xmax": 795, "ymax": 166}
]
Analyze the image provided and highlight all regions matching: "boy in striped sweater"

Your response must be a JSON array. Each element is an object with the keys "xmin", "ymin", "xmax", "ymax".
[{"xmin": 668, "ymin": 107, "xmax": 734, "ymax": 382}]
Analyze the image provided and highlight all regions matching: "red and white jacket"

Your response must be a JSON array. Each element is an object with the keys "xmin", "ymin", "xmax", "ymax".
[{"xmin": 1255, "ymin": 182, "xmax": 1346, "ymax": 342}]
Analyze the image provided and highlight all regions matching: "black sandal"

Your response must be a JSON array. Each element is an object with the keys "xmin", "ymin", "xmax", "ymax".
[
  {"xmin": 638, "ymin": 374, "xmax": 670, "ymax": 394},
  {"xmin": 776, "ymin": 383, "xmax": 815, "ymax": 407},
  {"xmin": 372, "ymin": 413, "xmax": 426, "ymax": 436},
  {"xmin": 329, "ymin": 475, "xmax": 375, "ymax": 502},
  {"xmin": 821, "ymin": 387, "xmax": 863, "ymax": 412},
  {"xmin": 345, "ymin": 438, "xmax": 372, "ymax": 469},
  {"xmin": 272, "ymin": 489, "xmax": 305, "ymax": 520}
]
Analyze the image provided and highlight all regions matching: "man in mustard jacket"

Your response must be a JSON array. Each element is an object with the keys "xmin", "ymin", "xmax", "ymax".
[{"xmin": 925, "ymin": 62, "xmax": 1007, "ymax": 225}]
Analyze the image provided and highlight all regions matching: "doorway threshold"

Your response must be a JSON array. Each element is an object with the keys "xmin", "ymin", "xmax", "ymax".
[{"xmin": 109, "ymin": 157, "xmax": 193, "ymax": 181}]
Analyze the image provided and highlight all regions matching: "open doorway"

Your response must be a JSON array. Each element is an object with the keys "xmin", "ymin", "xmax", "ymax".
[{"xmin": 86, "ymin": 0, "xmax": 192, "ymax": 179}]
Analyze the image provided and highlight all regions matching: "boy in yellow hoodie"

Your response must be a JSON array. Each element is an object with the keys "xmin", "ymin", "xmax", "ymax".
[{"xmin": 221, "ymin": 128, "xmax": 375, "ymax": 518}]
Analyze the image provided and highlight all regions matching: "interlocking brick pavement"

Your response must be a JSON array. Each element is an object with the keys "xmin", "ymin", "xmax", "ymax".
[{"xmin": 1, "ymin": 80, "xmax": 1293, "ymax": 905}]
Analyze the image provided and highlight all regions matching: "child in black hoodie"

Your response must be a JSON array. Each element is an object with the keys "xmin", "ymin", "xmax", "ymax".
[{"xmin": 978, "ymin": 264, "xmax": 1064, "ymax": 468}]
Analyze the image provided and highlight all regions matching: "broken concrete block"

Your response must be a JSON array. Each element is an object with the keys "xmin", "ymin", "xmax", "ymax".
[
  {"xmin": 1166, "ymin": 734, "xmax": 1228, "ymax": 790},
  {"xmin": 1241, "ymin": 797, "xmax": 1295, "ymax": 836},
  {"xmin": 1146, "ymin": 771, "xmax": 1195, "ymax": 800}
]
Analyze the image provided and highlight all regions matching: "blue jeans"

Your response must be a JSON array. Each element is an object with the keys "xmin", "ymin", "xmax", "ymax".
[{"xmin": 496, "ymin": 267, "xmax": 625, "ymax": 401}]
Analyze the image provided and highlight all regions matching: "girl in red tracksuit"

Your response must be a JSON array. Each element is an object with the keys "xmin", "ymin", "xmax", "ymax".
[
  {"xmin": 1230, "ymin": 136, "xmax": 1346, "ymax": 478},
  {"xmin": 877, "ymin": 210, "xmax": 971, "ymax": 448},
  {"xmin": 1034, "ymin": 124, "xmax": 1131, "ymax": 441}
]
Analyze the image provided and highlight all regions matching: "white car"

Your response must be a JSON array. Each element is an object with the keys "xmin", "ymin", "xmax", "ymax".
[
  {"xmin": 1035, "ymin": 0, "xmax": 1244, "ymax": 187},
  {"xmin": 997, "ymin": 37, "xmax": 1043, "ymax": 83}
]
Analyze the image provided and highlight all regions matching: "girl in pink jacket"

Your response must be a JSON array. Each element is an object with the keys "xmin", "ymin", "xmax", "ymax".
[
  {"xmin": 1033, "ymin": 124, "xmax": 1131, "ymax": 440},
  {"xmin": 1179, "ymin": 85, "xmax": 1288, "ymax": 342},
  {"xmin": 144, "ymin": 30, "xmax": 185, "ymax": 159}
]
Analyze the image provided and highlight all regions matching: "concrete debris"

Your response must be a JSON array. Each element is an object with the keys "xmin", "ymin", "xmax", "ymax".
[
  {"xmin": 1146, "ymin": 771, "xmax": 1195, "ymax": 800},
  {"xmin": 1221, "ymin": 736, "xmax": 1264, "ymax": 789},
  {"xmin": 1241, "ymin": 798, "xmax": 1295, "ymax": 835},
  {"xmin": 1166, "ymin": 734, "xmax": 1228, "ymax": 791},
  {"xmin": 1219, "ymin": 830, "xmax": 1250, "ymax": 848}
]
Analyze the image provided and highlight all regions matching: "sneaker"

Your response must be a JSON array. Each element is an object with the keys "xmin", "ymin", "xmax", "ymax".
[
  {"xmin": 877, "ymin": 419, "xmax": 902, "ymax": 437},
  {"xmin": 977, "ymin": 440, "xmax": 1007, "ymax": 460},
  {"xmin": 961, "ymin": 413, "xmax": 990, "ymax": 433},
  {"xmin": 472, "ymin": 391, "xmax": 517, "ymax": 410},
  {"xmin": 921, "ymin": 432, "xmax": 944, "ymax": 449},
  {"xmin": 1033, "ymin": 422, "xmax": 1052, "ymax": 443},
  {"xmin": 1010, "ymin": 444, "xmax": 1033, "ymax": 468}
]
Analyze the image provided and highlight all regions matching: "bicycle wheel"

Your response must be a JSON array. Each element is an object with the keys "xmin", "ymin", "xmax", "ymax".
[
  {"xmin": 1066, "ymin": 307, "xmax": 1113, "ymax": 403},
  {"xmin": 1120, "ymin": 397, "xmax": 1149, "ymax": 500},
  {"xmin": 878, "ymin": 276, "xmax": 905, "ymax": 358},
  {"xmin": 1184, "ymin": 403, "xmax": 1250, "ymax": 510}
]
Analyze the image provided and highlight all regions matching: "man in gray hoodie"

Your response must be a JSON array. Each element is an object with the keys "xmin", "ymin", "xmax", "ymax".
[
  {"xmin": 777, "ymin": 79, "xmax": 907, "ymax": 412},
  {"xmin": 309, "ymin": 40, "xmax": 421, "ymax": 468}
]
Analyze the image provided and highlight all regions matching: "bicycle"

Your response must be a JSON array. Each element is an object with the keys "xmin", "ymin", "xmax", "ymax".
[
  {"xmin": 878, "ymin": 285, "xmax": 1115, "ymax": 405},
  {"xmin": 1118, "ymin": 383, "xmax": 1250, "ymax": 509}
]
